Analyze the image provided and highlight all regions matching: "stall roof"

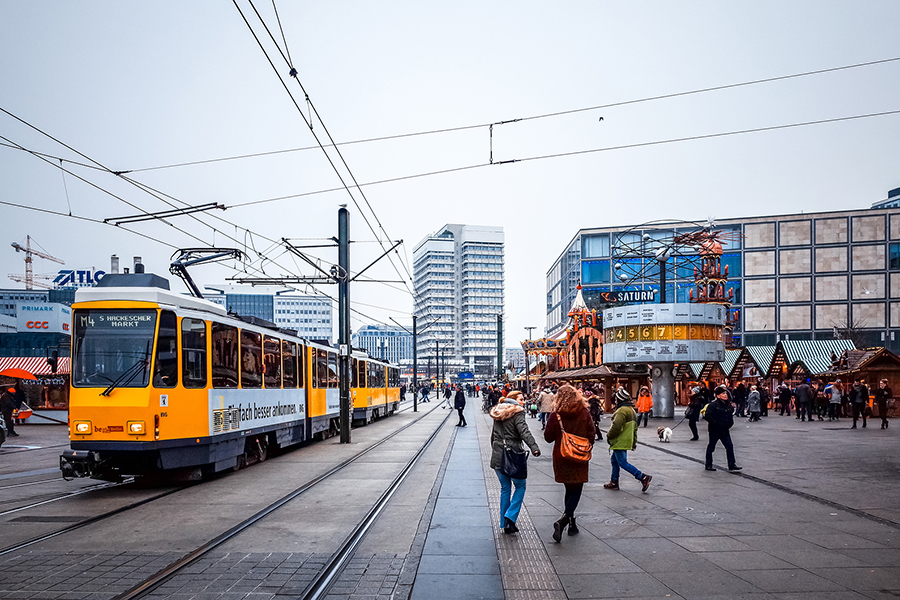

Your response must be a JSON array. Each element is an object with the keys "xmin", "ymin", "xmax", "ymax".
[
  {"xmin": 720, "ymin": 349, "xmax": 742, "ymax": 379},
  {"xmin": 819, "ymin": 347, "xmax": 900, "ymax": 377},
  {"xmin": 0, "ymin": 356, "xmax": 70, "ymax": 376},
  {"xmin": 767, "ymin": 339, "xmax": 856, "ymax": 378}
]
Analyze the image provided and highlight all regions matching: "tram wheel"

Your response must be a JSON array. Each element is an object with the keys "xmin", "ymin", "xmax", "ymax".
[{"xmin": 255, "ymin": 436, "xmax": 268, "ymax": 462}]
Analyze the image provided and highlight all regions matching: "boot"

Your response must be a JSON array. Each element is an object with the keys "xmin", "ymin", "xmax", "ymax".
[
  {"xmin": 567, "ymin": 516, "xmax": 579, "ymax": 536},
  {"xmin": 552, "ymin": 515, "xmax": 569, "ymax": 543}
]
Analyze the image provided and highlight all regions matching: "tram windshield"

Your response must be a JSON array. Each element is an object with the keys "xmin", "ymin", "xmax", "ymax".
[{"xmin": 72, "ymin": 309, "xmax": 157, "ymax": 388}]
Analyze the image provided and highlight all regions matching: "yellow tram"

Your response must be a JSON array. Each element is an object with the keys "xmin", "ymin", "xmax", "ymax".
[{"xmin": 60, "ymin": 273, "xmax": 400, "ymax": 481}]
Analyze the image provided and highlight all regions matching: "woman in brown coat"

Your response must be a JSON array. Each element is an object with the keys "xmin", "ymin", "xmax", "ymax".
[{"xmin": 544, "ymin": 384, "xmax": 595, "ymax": 542}]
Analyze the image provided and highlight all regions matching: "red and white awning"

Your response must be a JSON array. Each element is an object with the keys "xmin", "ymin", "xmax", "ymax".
[{"xmin": 0, "ymin": 356, "xmax": 70, "ymax": 376}]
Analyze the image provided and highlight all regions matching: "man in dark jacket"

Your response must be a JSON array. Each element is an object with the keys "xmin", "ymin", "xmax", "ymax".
[
  {"xmin": 851, "ymin": 379, "xmax": 870, "ymax": 429},
  {"xmin": 0, "ymin": 387, "xmax": 18, "ymax": 437},
  {"xmin": 704, "ymin": 386, "xmax": 740, "ymax": 471},
  {"xmin": 795, "ymin": 380, "xmax": 814, "ymax": 422},
  {"xmin": 454, "ymin": 385, "xmax": 467, "ymax": 427},
  {"xmin": 778, "ymin": 384, "xmax": 793, "ymax": 416}
]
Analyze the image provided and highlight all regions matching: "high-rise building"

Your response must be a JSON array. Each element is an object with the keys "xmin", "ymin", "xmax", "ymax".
[
  {"xmin": 413, "ymin": 224, "xmax": 504, "ymax": 378},
  {"xmin": 352, "ymin": 325, "xmax": 412, "ymax": 364},
  {"xmin": 204, "ymin": 286, "xmax": 333, "ymax": 341}
]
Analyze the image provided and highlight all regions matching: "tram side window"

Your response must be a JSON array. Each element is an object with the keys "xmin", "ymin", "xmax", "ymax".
[
  {"xmin": 315, "ymin": 348, "xmax": 328, "ymax": 388},
  {"xmin": 368, "ymin": 362, "xmax": 376, "ymax": 389},
  {"xmin": 298, "ymin": 344, "xmax": 306, "ymax": 388},
  {"xmin": 388, "ymin": 368, "xmax": 399, "ymax": 387},
  {"xmin": 358, "ymin": 360, "xmax": 367, "ymax": 388},
  {"xmin": 241, "ymin": 330, "xmax": 262, "ymax": 388},
  {"xmin": 263, "ymin": 336, "xmax": 282, "ymax": 388},
  {"xmin": 351, "ymin": 358, "xmax": 359, "ymax": 388},
  {"xmin": 212, "ymin": 323, "xmax": 238, "ymax": 388},
  {"xmin": 282, "ymin": 340, "xmax": 297, "ymax": 388},
  {"xmin": 376, "ymin": 365, "xmax": 385, "ymax": 387},
  {"xmin": 327, "ymin": 352, "xmax": 338, "ymax": 388},
  {"xmin": 153, "ymin": 310, "xmax": 178, "ymax": 388},
  {"xmin": 181, "ymin": 318, "xmax": 207, "ymax": 388}
]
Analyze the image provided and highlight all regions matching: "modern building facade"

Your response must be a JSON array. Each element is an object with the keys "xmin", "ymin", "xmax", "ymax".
[
  {"xmin": 204, "ymin": 287, "xmax": 333, "ymax": 341},
  {"xmin": 413, "ymin": 224, "xmax": 505, "ymax": 378},
  {"xmin": 352, "ymin": 325, "xmax": 412, "ymax": 365},
  {"xmin": 546, "ymin": 200, "xmax": 900, "ymax": 353}
]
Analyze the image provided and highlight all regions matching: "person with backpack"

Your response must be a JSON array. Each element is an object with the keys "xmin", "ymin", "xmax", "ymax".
[{"xmin": 704, "ymin": 386, "xmax": 741, "ymax": 471}]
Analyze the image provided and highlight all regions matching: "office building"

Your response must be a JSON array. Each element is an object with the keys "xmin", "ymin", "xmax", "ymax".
[
  {"xmin": 546, "ymin": 196, "xmax": 900, "ymax": 352},
  {"xmin": 204, "ymin": 287, "xmax": 333, "ymax": 341},
  {"xmin": 352, "ymin": 325, "xmax": 412, "ymax": 364},
  {"xmin": 413, "ymin": 224, "xmax": 505, "ymax": 377}
]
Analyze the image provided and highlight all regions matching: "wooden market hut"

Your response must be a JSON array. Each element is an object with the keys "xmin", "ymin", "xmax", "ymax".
[
  {"xmin": 766, "ymin": 340, "xmax": 856, "ymax": 384},
  {"xmin": 817, "ymin": 347, "xmax": 900, "ymax": 416}
]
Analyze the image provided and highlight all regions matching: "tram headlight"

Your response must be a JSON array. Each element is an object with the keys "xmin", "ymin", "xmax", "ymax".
[
  {"xmin": 74, "ymin": 421, "xmax": 92, "ymax": 434},
  {"xmin": 127, "ymin": 421, "xmax": 146, "ymax": 435}
]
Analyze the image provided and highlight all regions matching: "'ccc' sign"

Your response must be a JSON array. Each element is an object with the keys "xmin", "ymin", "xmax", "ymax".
[{"xmin": 26, "ymin": 321, "xmax": 50, "ymax": 329}]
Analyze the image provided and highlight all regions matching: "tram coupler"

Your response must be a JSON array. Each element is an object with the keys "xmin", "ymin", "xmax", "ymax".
[{"xmin": 60, "ymin": 449, "xmax": 99, "ymax": 480}]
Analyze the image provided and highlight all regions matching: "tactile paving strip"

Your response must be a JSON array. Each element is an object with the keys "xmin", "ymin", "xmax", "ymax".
[{"xmin": 475, "ymin": 409, "xmax": 567, "ymax": 600}]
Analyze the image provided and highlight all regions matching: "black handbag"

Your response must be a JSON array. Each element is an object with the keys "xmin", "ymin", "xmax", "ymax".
[{"xmin": 499, "ymin": 439, "xmax": 528, "ymax": 479}]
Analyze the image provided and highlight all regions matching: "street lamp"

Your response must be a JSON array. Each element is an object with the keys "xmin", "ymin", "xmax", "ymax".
[{"xmin": 524, "ymin": 326, "xmax": 536, "ymax": 396}]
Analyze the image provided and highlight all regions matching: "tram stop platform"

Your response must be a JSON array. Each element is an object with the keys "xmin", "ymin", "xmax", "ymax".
[{"xmin": 1, "ymin": 398, "xmax": 900, "ymax": 600}]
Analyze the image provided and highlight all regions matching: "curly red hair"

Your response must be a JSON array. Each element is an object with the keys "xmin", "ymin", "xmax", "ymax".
[{"xmin": 554, "ymin": 384, "xmax": 589, "ymax": 413}]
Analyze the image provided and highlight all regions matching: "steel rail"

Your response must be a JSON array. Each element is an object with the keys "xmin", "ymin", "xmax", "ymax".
[
  {"xmin": 0, "ymin": 486, "xmax": 182, "ymax": 556},
  {"xmin": 300, "ymin": 405, "xmax": 452, "ymax": 600},
  {"xmin": 110, "ymin": 402, "xmax": 446, "ymax": 600}
]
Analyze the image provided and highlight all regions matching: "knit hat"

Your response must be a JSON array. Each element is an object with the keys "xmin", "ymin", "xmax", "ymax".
[
  {"xmin": 614, "ymin": 387, "xmax": 631, "ymax": 404},
  {"xmin": 714, "ymin": 385, "xmax": 729, "ymax": 396}
]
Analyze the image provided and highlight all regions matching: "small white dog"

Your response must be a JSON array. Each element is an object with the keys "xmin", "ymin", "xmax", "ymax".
[{"xmin": 657, "ymin": 426, "xmax": 673, "ymax": 442}]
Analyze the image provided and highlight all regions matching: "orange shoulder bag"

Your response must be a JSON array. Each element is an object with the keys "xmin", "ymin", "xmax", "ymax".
[{"xmin": 556, "ymin": 413, "xmax": 593, "ymax": 462}]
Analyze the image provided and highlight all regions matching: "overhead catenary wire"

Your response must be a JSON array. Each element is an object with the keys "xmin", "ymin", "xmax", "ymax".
[
  {"xmin": 239, "ymin": 0, "xmax": 416, "ymax": 293},
  {"xmin": 226, "ymin": 107, "xmax": 900, "ymax": 210},
  {"xmin": 122, "ymin": 55, "xmax": 900, "ymax": 173}
]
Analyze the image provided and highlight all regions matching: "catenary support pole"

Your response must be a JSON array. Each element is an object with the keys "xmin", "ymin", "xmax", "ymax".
[
  {"xmin": 412, "ymin": 315, "xmax": 418, "ymax": 412},
  {"xmin": 338, "ymin": 206, "xmax": 351, "ymax": 444}
]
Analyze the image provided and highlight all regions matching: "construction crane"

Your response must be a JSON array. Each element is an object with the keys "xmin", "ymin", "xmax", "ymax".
[{"xmin": 9, "ymin": 236, "xmax": 65, "ymax": 290}]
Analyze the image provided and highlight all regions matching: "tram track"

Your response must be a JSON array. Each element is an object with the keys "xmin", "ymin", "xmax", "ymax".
[
  {"xmin": 0, "ymin": 401, "xmax": 447, "ymax": 591},
  {"xmin": 111, "ymin": 401, "xmax": 450, "ymax": 600},
  {"xmin": 0, "ymin": 478, "xmax": 134, "ymax": 518}
]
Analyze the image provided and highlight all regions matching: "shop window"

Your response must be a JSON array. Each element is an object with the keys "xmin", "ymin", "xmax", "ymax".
[
  {"xmin": 581, "ymin": 260, "xmax": 610, "ymax": 285},
  {"xmin": 581, "ymin": 234, "xmax": 610, "ymax": 258},
  {"xmin": 890, "ymin": 243, "xmax": 900, "ymax": 270}
]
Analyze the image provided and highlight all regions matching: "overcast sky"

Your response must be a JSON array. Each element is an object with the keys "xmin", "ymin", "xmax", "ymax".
[{"xmin": 2, "ymin": 1, "xmax": 899, "ymax": 343}]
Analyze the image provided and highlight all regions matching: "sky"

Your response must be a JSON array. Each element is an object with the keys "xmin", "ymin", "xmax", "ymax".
[{"xmin": 1, "ymin": 1, "xmax": 899, "ymax": 345}]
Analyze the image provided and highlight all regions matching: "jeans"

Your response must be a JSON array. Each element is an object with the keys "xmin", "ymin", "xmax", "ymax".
[
  {"xmin": 610, "ymin": 449, "xmax": 643, "ymax": 482},
  {"xmin": 495, "ymin": 470, "xmax": 526, "ymax": 526},
  {"xmin": 456, "ymin": 407, "xmax": 467, "ymax": 426},
  {"xmin": 637, "ymin": 411, "xmax": 650, "ymax": 427}
]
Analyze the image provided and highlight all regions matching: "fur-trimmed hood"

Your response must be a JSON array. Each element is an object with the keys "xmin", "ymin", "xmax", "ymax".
[{"xmin": 490, "ymin": 399, "xmax": 524, "ymax": 421}]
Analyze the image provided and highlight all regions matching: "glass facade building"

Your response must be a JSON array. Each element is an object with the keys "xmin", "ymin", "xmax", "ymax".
[
  {"xmin": 352, "ymin": 325, "xmax": 412, "ymax": 364},
  {"xmin": 547, "ymin": 205, "xmax": 900, "ymax": 352},
  {"xmin": 414, "ymin": 224, "xmax": 505, "ymax": 377}
]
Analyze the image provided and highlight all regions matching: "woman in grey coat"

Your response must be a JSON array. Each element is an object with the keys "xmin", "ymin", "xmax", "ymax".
[{"xmin": 490, "ymin": 391, "xmax": 541, "ymax": 534}]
